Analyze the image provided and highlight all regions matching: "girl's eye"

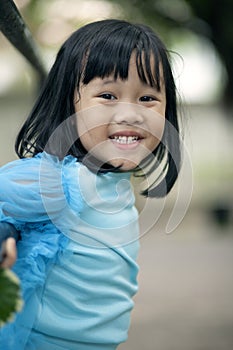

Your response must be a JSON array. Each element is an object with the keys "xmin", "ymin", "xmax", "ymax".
[
  {"xmin": 99, "ymin": 93, "xmax": 116, "ymax": 100},
  {"xmin": 139, "ymin": 96, "xmax": 156, "ymax": 102}
]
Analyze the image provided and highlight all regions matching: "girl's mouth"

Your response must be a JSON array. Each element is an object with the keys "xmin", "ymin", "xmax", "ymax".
[
  {"xmin": 110, "ymin": 135, "xmax": 140, "ymax": 144},
  {"xmin": 109, "ymin": 131, "xmax": 143, "ymax": 149}
]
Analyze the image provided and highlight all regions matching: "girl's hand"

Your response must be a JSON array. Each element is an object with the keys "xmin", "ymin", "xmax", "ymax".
[
  {"xmin": 0, "ymin": 247, "xmax": 23, "ymax": 325},
  {"xmin": 0, "ymin": 238, "xmax": 17, "ymax": 269}
]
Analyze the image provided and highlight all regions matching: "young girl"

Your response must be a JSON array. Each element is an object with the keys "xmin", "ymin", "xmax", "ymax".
[{"xmin": 0, "ymin": 19, "xmax": 181, "ymax": 349}]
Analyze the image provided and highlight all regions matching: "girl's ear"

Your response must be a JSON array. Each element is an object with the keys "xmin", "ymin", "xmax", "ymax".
[{"xmin": 74, "ymin": 88, "xmax": 80, "ymax": 105}]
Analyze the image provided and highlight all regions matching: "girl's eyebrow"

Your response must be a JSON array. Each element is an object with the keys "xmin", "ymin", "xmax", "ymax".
[
  {"xmin": 101, "ymin": 79, "xmax": 157, "ymax": 88},
  {"xmin": 101, "ymin": 79, "xmax": 117, "ymax": 85},
  {"xmin": 91, "ymin": 78, "xmax": 117, "ymax": 87},
  {"xmin": 97, "ymin": 77, "xmax": 164, "ymax": 92}
]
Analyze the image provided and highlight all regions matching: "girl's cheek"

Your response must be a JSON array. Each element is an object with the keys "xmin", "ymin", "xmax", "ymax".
[{"xmin": 150, "ymin": 115, "xmax": 165, "ymax": 141}]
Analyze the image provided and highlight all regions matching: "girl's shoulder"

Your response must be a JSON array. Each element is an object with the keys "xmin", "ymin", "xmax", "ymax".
[
  {"xmin": 0, "ymin": 152, "xmax": 81, "ymax": 181},
  {"xmin": 0, "ymin": 155, "xmax": 42, "ymax": 193},
  {"xmin": 0, "ymin": 153, "xmax": 83, "ymax": 224}
]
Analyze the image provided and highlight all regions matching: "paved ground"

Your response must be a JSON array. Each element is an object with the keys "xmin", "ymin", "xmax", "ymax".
[{"xmin": 119, "ymin": 206, "xmax": 233, "ymax": 350}]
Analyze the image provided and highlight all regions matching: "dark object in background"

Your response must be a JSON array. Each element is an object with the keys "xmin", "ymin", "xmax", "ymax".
[
  {"xmin": 0, "ymin": 0, "xmax": 47, "ymax": 81},
  {"xmin": 210, "ymin": 203, "xmax": 232, "ymax": 228}
]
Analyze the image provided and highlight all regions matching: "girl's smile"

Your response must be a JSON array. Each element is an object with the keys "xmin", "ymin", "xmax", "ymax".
[
  {"xmin": 109, "ymin": 130, "xmax": 143, "ymax": 149},
  {"xmin": 75, "ymin": 55, "xmax": 166, "ymax": 171}
]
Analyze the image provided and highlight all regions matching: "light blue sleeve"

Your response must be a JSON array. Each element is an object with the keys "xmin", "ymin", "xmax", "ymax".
[{"xmin": 0, "ymin": 153, "xmax": 83, "ymax": 230}]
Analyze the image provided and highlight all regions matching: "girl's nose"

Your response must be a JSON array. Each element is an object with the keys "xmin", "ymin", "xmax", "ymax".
[{"xmin": 111, "ymin": 103, "xmax": 144, "ymax": 125}]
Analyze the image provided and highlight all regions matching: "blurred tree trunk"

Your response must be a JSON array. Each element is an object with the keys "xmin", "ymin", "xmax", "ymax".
[
  {"xmin": 0, "ymin": 0, "xmax": 47, "ymax": 81},
  {"xmin": 185, "ymin": 0, "xmax": 233, "ymax": 108}
]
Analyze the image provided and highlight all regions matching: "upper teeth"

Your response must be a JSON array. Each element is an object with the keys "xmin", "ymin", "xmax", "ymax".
[{"xmin": 111, "ymin": 136, "xmax": 139, "ymax": 144}]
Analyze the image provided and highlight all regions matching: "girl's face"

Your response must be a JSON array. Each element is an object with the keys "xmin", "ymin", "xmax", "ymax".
[{"xmin": 75, "ymin": 55, "xmax": 166, "ymax": 171}]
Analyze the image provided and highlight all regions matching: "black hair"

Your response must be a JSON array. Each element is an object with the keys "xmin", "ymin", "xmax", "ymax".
[{"xmin": 15, "ymin": 19, "xmax": 181, "ymax": 198}]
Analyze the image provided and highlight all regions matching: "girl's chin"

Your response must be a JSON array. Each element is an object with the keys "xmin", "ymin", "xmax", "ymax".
[{"xmin": 109, "ymin": 159, "xmax": 139, "ymax": 171}]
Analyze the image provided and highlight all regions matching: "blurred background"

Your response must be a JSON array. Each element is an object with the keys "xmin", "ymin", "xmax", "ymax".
[{"xmin": 0, "ymin": 0, "xmax": 233, "ymax": 349}]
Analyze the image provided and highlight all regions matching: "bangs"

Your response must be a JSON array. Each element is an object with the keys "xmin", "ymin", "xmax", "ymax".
[{"xmin": 82, "ymin": 23, "xmax": 162, "ymax": 91}]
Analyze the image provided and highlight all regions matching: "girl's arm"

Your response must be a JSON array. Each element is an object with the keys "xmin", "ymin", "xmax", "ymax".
[{"xmin": 0, "ymin": 223, "xmax": 19, "ymax": 268}]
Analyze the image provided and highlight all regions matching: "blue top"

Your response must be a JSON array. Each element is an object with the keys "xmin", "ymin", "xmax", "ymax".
[{"xmin": 0, "ymin": 152, "xmax": 139, "ymax": 350}]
